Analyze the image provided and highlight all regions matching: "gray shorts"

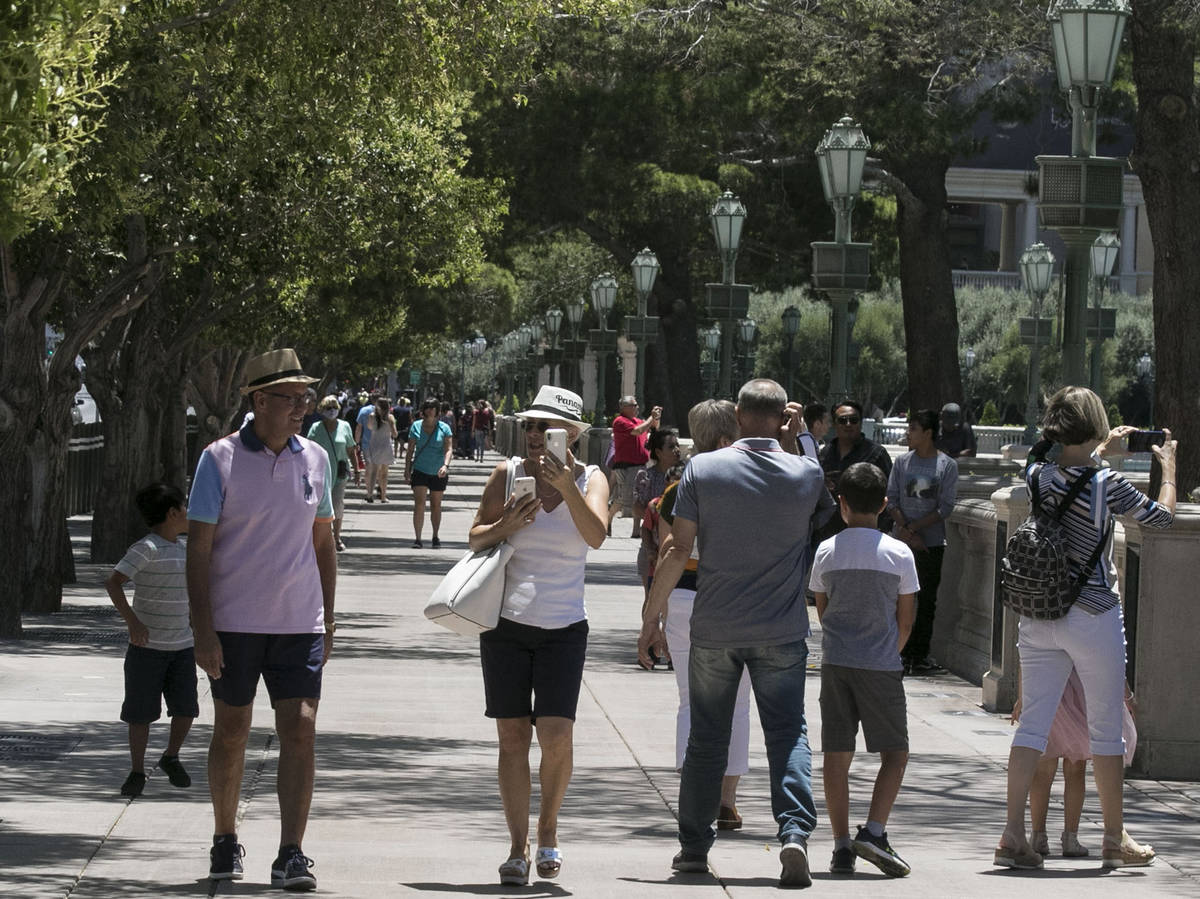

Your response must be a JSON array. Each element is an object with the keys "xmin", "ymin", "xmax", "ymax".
[
  {"xmin": 610, "ymin": 466, "xmax": 637, "ymax": 515},
  {"xmin": 819, "ymin": 663, "xmax": 908, "ymax": 753}
]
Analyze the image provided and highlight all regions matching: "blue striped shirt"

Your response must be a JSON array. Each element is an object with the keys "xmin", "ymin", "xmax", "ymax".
[{"xmin": 1027, "ymin": 462, "xmax": 1173, "ymax": 613}]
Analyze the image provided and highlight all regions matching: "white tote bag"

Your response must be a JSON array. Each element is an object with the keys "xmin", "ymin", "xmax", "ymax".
[{"xmin": 424, "ymin": 459, "xmax": 518, "ymax": 635}]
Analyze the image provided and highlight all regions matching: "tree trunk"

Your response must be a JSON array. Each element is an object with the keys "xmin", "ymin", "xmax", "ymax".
[
  {"xmin": 160, "ymin": 351, "xmax": 192, "ymax": 490},
  {"xmin": 187, "ymin": 346, "xmax": 254, "ymax": 455},
  {"xmin": 891, "ymin": 158, "xmax": 965, "ymax": 414},
  {"xmin": 1130, "ymin": 1, "xmax": 1200, "ymax": 494}
]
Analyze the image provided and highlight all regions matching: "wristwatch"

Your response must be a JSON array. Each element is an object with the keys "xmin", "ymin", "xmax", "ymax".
[{"xmin": 324, "ymin": 621, "xmax": 337, "ymax": 634}]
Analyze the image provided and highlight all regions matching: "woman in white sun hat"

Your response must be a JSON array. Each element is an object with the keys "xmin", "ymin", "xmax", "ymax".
[{"xmin": 468, "ymin": 385, "xmax": 608, "ymax": 887}]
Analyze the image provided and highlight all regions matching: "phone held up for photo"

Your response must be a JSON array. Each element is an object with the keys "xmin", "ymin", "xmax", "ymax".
[
  {"xmin": 1125, "ymin": 430, "xmax": 1166, "ymax": 454},
  {"xmin": 512, "ymin": 476, "xmax": 536, "ymax": 504},
  {"xmin": 545, "ymin": 428, "xmax": 568, "ymax": 465}
]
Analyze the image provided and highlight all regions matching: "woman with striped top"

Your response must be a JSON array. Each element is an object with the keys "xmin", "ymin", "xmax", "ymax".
[{"xmin": 995, "ymin": 387, "xmax": 1177, "ymax": 871}]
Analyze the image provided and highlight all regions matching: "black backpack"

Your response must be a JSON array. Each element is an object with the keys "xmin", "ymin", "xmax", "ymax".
[{"xmin": 1000, "ymin": 465, "xmax": 1111, "ymax": 620}]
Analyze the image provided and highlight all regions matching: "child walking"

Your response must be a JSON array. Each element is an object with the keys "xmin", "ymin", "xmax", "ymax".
[
  {"xmin": 809, "ymin": 462, "xmax": 919, "ymax": 877},
  {"xmin": 105, "ymin": 482, "xmax": 198, "ymax": 798}
]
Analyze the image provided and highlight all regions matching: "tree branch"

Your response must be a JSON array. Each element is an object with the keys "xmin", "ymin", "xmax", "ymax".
[{"xmin": 146, "ymin": 0, "xmax": 244, "ymax": 35}]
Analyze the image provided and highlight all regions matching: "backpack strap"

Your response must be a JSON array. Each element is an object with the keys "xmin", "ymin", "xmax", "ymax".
[{"xmin": 1050, "ymin": 466, "xmax": 1097, "ymax": 523}]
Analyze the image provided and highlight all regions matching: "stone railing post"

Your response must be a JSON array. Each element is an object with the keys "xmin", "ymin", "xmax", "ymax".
[
  {"xmin": 982, "ymin": 483, "xmax": 1029, "ymax": 713},
  {"xmin": 1121, "ymin": 504, "xmax": 1200, "ymax": 779}
]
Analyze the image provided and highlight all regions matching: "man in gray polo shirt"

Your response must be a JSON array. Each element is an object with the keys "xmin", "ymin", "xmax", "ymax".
[{"xmin": 639, "ymin": 379, "xmax": 836, "ymax": 888}]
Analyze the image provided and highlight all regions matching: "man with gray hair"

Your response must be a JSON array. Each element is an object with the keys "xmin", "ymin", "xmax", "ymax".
[{"xmin": 639, "ymin": 379, "xmax": 836, "ymax": 888}]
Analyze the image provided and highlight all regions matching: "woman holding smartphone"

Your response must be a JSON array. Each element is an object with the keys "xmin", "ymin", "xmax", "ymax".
[
  {"xmin": 468, "ymin": 385, "xmax": 608, "ymax": 887},
  {"xmin": 995, "ymin": 386, "xmax": 1176, "ymax": 871}
]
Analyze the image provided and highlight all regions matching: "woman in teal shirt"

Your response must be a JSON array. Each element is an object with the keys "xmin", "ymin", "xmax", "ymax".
[
  {"xmin": 307, "ymin": 395, "xmax": 354, "ymax": 551},
  {"xmin": 404, "ymin": 398, "xmax": 454, "ymax": 548}
]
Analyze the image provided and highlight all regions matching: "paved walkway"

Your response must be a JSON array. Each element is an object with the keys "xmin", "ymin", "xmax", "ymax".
[{"xmin": 2, "ymin": 453, "xmax": 1198, "ymax": 897}]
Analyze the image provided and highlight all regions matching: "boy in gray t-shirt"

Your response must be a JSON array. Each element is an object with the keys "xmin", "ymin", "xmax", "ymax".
[
  {"xmin": 105, "ymin": 483, "xmax": 198, "ymax": 799},
  {"xmin": 809, "ymin": 463, "xmax": 919, "ymax": 879}
]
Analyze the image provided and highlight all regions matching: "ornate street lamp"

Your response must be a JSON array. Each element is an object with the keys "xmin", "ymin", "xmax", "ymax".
[
  {"xmin": 1137, "ymin": 351, "xmax": 1155, "ymax": 425},
  {"xmin": 1038, "ymin": 0, "xmax": 1129, "ymax": 387},
  {"xmin": 545, "ymin": 308, "xmax": 564, "ymax": 386},
  {"xmin": 1020, "ymin": 242, "xmax": 1057, "ymax": 441},
  {"xmin": 1049, "ymin": 0, "xmax": 1131, "ymax": 158},
  {"xmin": 782, "ymin": 305, "xmax": 801, "ymax": 399},
  {"xmin": 710, "ymin": 191, "xmax": 747, "ymax": 286},
  {"xmin": 701, "ymin": 325, "xmax": 722, "ymax": 398},
  {"xmin": 964, "ymin": 346, "xmax": 977, "ymax": 422},
  {"xmin": 812, "ymin": 115, "xmax": 872, "ymax": 403},
  {"xmin": 564, "ymin": 296, "xmax": 586, "ymax": 393},
  {"xmin": 626, "ymin": 247, "xmax": 661, "ymax": 405},
  {"xmin": 815, "ymin": 115, "xmax": 871, "ymax": 243},
  {"xmin": 706, "ymin": 194, "xmax": 750, "ymax": 399},
  {"xmin": 737, "ymin": 318, "xmax": 757, "ymax": 388},
  {"xmin": 1088, "ymin": 231, "xmax": 1120, "ymax": 390},
  {"xmin": 588, "ymin": 274, "xmax": 619, "ymax": 418}
]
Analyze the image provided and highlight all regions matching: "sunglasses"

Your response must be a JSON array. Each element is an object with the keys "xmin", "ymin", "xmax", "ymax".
[
  {"xmin": 836, "ymin": 415, "xmax": 861, "ymax": 425},
  {"xmin": 522, "ymin": 420, "xmax": 551, "ymax": 433}
]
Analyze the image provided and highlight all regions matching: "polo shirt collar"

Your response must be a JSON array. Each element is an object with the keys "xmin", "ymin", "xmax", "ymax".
[
  {"xmin": 735, "ymin": 436, "xmax": 782, "ymax": 451},
  {"xmin": 239, "ymin": 422, "xmax": 303, "ymax": 454}
]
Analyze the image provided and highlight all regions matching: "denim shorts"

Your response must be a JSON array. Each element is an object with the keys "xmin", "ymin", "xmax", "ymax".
[
  {"xmin": 121, "ymin": 644, "xmax": 200, "ymax": 724},
  {"xmin": 209, "ymin": 632, "xmax": 324, "ymax": 708},
  {"xmin": 479, "ymin": 617, "xmax": 588, "ymax": 721},
  {"xmin": 819, "ymin": 663, "xmax": 908, "ymax": 752}
]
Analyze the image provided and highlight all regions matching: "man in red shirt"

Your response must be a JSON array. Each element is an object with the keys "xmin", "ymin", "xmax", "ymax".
[{"xmin": 609, "ymin": 395, "xmax": 661, "ymax": 537}]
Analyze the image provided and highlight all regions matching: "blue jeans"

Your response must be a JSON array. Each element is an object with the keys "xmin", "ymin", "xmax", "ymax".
[{"xmin": 678, "ymin": 640, "xmax": 816, "ymax": 853}]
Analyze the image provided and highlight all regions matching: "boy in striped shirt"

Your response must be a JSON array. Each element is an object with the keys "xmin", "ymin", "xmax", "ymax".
[{"xmin": 105, "ymin": 483, "xmax": 198, "ymax": 798}]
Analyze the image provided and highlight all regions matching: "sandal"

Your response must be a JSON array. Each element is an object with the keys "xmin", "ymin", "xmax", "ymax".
[
  {"xmin": 1061, "ymin": 830, "xmax": 1089, "ymax": 858},
  {"xmin": 535, "ymin": 846, "xmax": 562, "ymax": 880},
  {"xmin": 1030, "ymin": 830, "xmax": 1049, "ymax": 857},
  {"xmin": 993, "ymin": 842, "xmax": 1043, "ymax": 870},
  {"xmin": 498, "ymin": 849, "xmax": 530, "ymax": 886},
  {"xmin": 717, "ymin": 805, "xmax": 743, "ymax": 831},
  {"xmin": 1101, "ymin": 831, "xmax": 1154, "ymax": 869}
]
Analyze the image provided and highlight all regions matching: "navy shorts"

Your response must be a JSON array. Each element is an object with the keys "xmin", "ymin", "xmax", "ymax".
[
  {"xmin": 121, "ymin": 645, "xmax": 200, "ymax": 724},
  {"xmin": 209, "ymin": 633, "xmax": 324, "ymax": 708},
  {"xmin": 479, "ymin": 617, "xmax": 588, "ymax": 722}
]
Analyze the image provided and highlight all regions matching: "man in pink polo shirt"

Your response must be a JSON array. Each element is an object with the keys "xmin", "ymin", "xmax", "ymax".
[
  {"xmin": 187, "ymin": 348, "xmax": 337, "ymax": 891},
  {"xmin": 609, "ymin": 395, "xmax": 661, "ymax": 537}
]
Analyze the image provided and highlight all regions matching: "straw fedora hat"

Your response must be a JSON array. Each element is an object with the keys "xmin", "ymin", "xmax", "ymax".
[
  {"xmin": 515, "ymin": 385, "xmax": 590, "ymax": 432},
  {"xmin": 240, "ymin": 348, "xmax": 319, "ymax": 396}
]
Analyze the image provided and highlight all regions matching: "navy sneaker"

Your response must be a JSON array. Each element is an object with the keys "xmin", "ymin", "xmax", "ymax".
[
  {"xmin": 209, "ymin": 834, "xmax": 244, "ymax": 881},
  {"xmin": 271, "ymin": 845, "xmax": 316, "ymax": 891},
  {"xmin": 779, "ymin": 836, "xmax": 812, "ymax": 888},
  {"xmin": 852, "ymin": 826, "xmax": 910, "ymax": 877},
  {"xmin": 829, "ymin": 846, "xmax": 856, "ymax": 875},
  {"xmin": 119, "ymin": 771, "xmax": 146, "ymax": 798},
  {"xmin": 671, "ymin": 850, "xmax": 709, "ymax": 873},
  {"xmin": 157, "ymin": 753, "xmax": 191, "ymax": 788}
]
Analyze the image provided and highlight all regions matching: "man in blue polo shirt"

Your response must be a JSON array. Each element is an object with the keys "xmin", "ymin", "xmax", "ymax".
[
  {"xmin": 639, "ymin": 379, "xmax": 836, "ymax": 889},
  {"xmin": 187, "ymin": 348, "xmax": 337, "ymax": 891}
]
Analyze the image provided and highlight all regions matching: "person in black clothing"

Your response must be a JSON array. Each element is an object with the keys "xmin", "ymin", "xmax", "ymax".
[{"xmin": 818, "ymin": 400, "xmax": 893, "ymax": 535}]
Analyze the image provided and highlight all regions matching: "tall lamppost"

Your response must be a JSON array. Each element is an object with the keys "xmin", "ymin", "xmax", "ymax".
[
  {"xmin": 1038, "ymin": 0, "xmax": 1130, "ymax": 385},
  {"xmin": 737, "ymin": 318, "xmax": 757, "ymax": 388},
  {"xmin": 964, "ymin": 346, "xmax": 977, "ymax": 422},
  {"xmin": 811, "ymin": 115, "xmax": 872, "ymax": 403},
  {"xmin": 544, "ymin": 308, "xmax": 564, "ymax": 386},
  {"xmin": 588, "ymin": 273, "xmax": 618, "ymax": 419},
  {"xmin": 705, "ymin": 191, "xmax": 750, "ymax": 398},
  {"xmin": 564, "ymin": 296, "xmax": 586, "ymax": 393},
  {"xmin": 517, "ymin": 324, "xmax": 533, "ymax": 404},
  {"xmin": 1020, "ymin": 242, "xmax": 1056, "ymax": 442},
  {"xmin": 1137, "ymin": 352, "xmax": 1154, "ymax": 426},
  {"xmin": 627, "ymin": 247, "xmax": 661, "ymax": 403},
  {"xmin": 528, "ymin": 320, "xmax": 545, "ymax": 394},
  {"xmin": 1088, "ymin": 231, "xmax": 1120, "ymax": 391},
  {"xmin": 701, "ymin": 325, "xmax": 722, "ymax": 398},
  {"xmin": 781, "ymin": 305, "xmax": 800, "ymax": 399}
]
